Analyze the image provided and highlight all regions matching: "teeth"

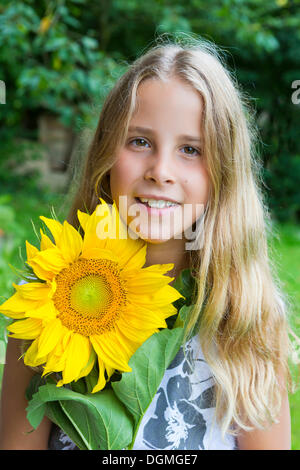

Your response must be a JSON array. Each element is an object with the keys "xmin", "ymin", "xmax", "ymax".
[{"xmin": 139, "ymin": 198, "xmax": 178, "ymax": 208}]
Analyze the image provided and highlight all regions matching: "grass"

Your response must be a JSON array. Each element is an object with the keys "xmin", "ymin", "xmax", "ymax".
[
  {"xmin": 267, "ymin": 220, "xmax": 300, "ymax": 450},
  {"xmin": 0, "ymin": 184, "xmax": 299, "ymax": 449}
]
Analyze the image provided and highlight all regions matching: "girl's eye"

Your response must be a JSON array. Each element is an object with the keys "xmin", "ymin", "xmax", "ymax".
[
  {"xmin": 182, "ymin": 146, "xmax": 201, "ymax": 157},
  {"xmin": 129, "ymin": 138, "xmax": 149, "ymax": 148}
]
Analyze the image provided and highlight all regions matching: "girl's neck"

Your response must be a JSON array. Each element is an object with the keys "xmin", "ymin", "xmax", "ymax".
[{"xmin": 144, "ymin": 240, "xmax": 190, "ymax": 285}]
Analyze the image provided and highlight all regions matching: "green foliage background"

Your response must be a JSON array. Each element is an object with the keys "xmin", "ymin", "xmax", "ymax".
[
  {"xmin": 0, "ymin": 0, "xmax": 300, "ymax": 222},
  {"xmin": 0, "ymin": 0, "xmax": 299, "ymax": 449}
]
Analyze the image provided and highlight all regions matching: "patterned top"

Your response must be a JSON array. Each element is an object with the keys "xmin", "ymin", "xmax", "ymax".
[{"xmin": 48, "ymin": 334, "xmax": 237, "ymax": 450}]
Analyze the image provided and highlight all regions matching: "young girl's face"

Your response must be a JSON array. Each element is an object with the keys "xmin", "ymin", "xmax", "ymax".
[{"xmin": 110, "ymin": 77, "xmax": 210, "ymax": 246}]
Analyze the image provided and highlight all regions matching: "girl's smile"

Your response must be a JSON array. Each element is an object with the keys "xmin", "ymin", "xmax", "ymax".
[{"xmin": 134, "ymin": 196, "xmax": 181, "ymax": 215}]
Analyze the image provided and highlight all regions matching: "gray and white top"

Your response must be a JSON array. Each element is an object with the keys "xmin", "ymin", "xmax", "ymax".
[{"xmin": 48, "ymin": 334, "xmax": 237, "ymax": 450}]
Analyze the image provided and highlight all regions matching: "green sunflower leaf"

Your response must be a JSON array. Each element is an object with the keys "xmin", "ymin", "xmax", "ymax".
[
  {"xmin": 172, "ymin": 268, "xmax": 196, "ymax": 309},
  {"xmin": 46, "ymin": 401, "xmax": 88, "ymax": 450},
  {"xmin": 26, "ymin": 384, "xmax": 133, "ymax": 450}
]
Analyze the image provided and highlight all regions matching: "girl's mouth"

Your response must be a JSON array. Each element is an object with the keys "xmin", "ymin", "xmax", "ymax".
[{"xmin": 134, "ymin": 197, "xmax": 181, "ymax": 215}]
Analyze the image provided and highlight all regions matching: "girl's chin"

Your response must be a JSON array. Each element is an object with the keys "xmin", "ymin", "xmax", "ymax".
[
  {"xmin": 134, "ymin": 228, "xmax": 183, "ymax": 244},
  {"xmin": 140, "ymin": 236, "xmax": 171, "ymax": 244}
]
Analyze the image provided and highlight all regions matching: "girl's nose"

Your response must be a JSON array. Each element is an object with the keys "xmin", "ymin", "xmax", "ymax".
[{"xmin": 143, "ymin": 152, "xmax": 176, "ymax": 185}]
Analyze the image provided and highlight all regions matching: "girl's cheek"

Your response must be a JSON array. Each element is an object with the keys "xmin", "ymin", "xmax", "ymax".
[
  {"xmin": 110, "ymin": 153, "xmax": 140, "ymax": 199},
  {"xmin": 118, "ymin": 150, "xmax": 139, "ymax": 172}
]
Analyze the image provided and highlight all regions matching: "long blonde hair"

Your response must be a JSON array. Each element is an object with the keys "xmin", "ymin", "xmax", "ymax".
[{"xmin": 68, "ymin": 34, "xmax": 298, "ymax": 438}]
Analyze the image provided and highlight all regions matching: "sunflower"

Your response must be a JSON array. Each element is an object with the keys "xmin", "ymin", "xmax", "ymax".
[{"xmin": 0, "ymin": 199, "xmax": 183, "ymax": 392}]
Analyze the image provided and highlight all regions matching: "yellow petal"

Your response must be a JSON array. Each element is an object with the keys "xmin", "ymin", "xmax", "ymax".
[
  {"xmin": 37, "ymin": 318, "xmax": 64, "ymax": 358},
  {"xmin": 105, "ymin": 363, "xmax": 115, "ymax": 381},
  {"xmin": 80, "ymin": 247, "xmax": 119, "ymax": 262},
  {"xmin": 77, "ymin": 209, "xmax": 90, "ymax": 232},
  {"xmin": 92, "ymin": 356, "xmax": 107, "ymax": 393},
  {"xmin": 153, "ymin": 302, "xmax": 178, "ymax": 318},
  {"xmin": 59, "ymin": 221, "xmax": 83, "ymax": 263},
  {"xmin": 122, "ymin": 304, "xmax": 168, "ymax": 329},
  {"xmin": 25, "ymin": 301, "xmax": 58, "ymax": 321},
  {"xmin": 62, "ymin": 333, "xmax": 91, "ymax": 383},
  {"xmin": 25, "ymin": 261, "xmax": 52, "ymax": 282},
  {"xmin": 27, "ymin": 247, "xmax": 68, "ymax": 281},
  {"xmin": 39, "ymin": 216, "xmax": 63, "ymax": 245},
  {"xmin": 40, "ymin": 229, "xmax": 55, "ymax": 251},
  {"xmin": 42, "ymin": 355, "xmax": 64, "ymax": 375},
  {"xmin": 76, "ymin": 348, "xmax": 96, "ymax": 381},
  {"xmin": 120, "ymin": 245, "xmax": 147, "ymax": 272},
  {"xmin": 116, "ymin": 319, "xmax": 157, "ymax": 343},
  {"xmin": 90, "ymin": 334, "xmax": 131, "ymax": 372},
  {"xmin": 42, "ymin": 333, "xmax": 70, "ymax": 375},
  {"xmin": 95, "ymin": 200, "xmax": 115, "ymax": 240},
  {"xmin": 12, "ymin": 281, "xmax": 51, "ymax": 301},
  {"xmin": 111, "ymin": 201, "xmax": 128, "ymax": 240},
  {"xmin": 24, "ymin": 338, "xmax": 48, "ymax": 367},
  {"xmin": 104, "ymin": 200, "xmax": 146, "ymax": 269},
  {"xmin": 25, "ymin": 240, "xmax": 39, "ymax": 262},
  {"xmin": 125, "ymin": 270, "xmax": 174, "ymax": 293},
  {"xmin": 0, "ymin": 292, "xmax": 41, "ymax": 319},
  {"xmin": 141, "ymin": 263, "xmax": 175, "ymax": 275},
  {"xmin": 81, "ymin": 203, "xmax": 108, "ymax": 253},
  {"xmin": 114, "ymin": 325, "xmax": 138, "ymax": 356},
  {"xmin": 7, "ymin": 317, "xmax": 43, "ymax": 339},
  {"xmin": 151, "ymin": 284, "xmax": 185, "ymax": 304},
  {"xmin": 128, "ymin": 284, "xmax": 184, "ymax": 307},
  {"xmin": 61, "ymin": 329, "xmax": 72, "ymax": 349}
]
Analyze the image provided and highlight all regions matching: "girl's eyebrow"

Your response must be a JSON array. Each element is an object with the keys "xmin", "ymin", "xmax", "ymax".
[{"xmin": 128, "ymin": 126, "xmax": 202, "ymax": 143}]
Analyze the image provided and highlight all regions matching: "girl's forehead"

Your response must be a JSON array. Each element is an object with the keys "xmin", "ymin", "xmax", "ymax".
[
  {"xmin": 131, "ymin": 78, "xmax": 204, "ymax": 136},
  {"xmin": 135, "ymin": 77, "xmax": 201, "ymax": 104}
]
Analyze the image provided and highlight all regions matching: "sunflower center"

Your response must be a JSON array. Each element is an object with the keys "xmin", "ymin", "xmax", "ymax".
[
  {"xmin": 53, "ymin": 258, "xmax": 127, "ymax": 336},
  {"xmin": 70, "ymin": 275, "xmax": 110, "ymax": 317}
]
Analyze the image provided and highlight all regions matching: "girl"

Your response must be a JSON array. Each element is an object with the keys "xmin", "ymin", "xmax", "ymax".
[{"xmin": 0, "ymin": 35, "xmax": 297, "ymax": 450}]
